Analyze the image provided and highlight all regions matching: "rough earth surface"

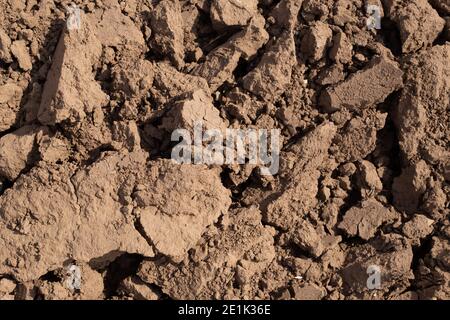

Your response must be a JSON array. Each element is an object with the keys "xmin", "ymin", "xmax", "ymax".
[{"xmin": 0, "ymin": 0, "xmax": 448, "ymax": 301}]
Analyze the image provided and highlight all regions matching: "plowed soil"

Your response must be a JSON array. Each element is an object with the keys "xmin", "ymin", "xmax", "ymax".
[{"xmin": 0, "ymin": 0, "xmax": 449, "ymax": 300}]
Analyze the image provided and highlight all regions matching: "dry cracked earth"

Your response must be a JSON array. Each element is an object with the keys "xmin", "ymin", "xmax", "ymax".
[{"xmin": 0, "ymin": 0, "xmax": 449, "ymax": 300}]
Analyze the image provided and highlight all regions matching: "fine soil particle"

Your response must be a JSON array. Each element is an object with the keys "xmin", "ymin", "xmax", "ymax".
[{"xmin": 0, "ymin": 0, "xmax": 448, "ymax": 300}]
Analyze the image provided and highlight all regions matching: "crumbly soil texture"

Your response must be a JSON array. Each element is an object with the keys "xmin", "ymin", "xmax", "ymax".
[{"xmin": 0, "ymin": 0, "xmax": 449, "ymax": 300}]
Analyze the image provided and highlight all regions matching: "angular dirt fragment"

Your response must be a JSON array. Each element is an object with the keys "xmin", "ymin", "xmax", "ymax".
[
  {"xmin": 264, "ymin": 122, "xmax": 337, "ymax": 230},
  {"xmin": 422, "ymin": 141, "xmax": 450, "ymax": 169},
  {"xmin": 316, "ymin": 64, "xmax": 345, "ymax": 85},
  {"xmin": 338, "ymin": 200, "xmax": 399, "ymax": 240},
  {"xmin": 321, "ymin": 199, "xmax": 344, "ymax": 230},
  {"xmin": 242, "ymin": 0, "xmax": 302, "ymax": 101},
  {"xmin": 0, "ymin": 164, "xmax": 80, "ymax": 282},
  {"xmin": 210, "ymin": 0, "xmax": 259, "ymax": 31},
  {"xmin": 112, "ymin": 59, "xmax": 154, "ymax": 102},
  {"xmin": 228, "ymin": 15, "xmax": 269, "ymax": 61},
  {"xmin": 0, "ymin": 125, "xmax": 47, "ymax": 181},
  {"xmin": 10, "ymin": 40, "xmax": 32, "ymax": 71},
  {"xmin": 356, "ymin": 160, "xmax": 383, "ymax": 198},
  {"xmin": 112, "ymin": 121, "xmax": 141, "ymax": 152},
  {"xmin": 396, "ymin": 44, "xmax": 450, "ymax": 162},
  {"xmin": 38, "ymin": 14, "xmax": 108, "ymax": 125},
  {"xmin": 70, "ymin": 151, "xmax": 155, "ymax": 265},
  {"xmin": 421, "ymin": 182, "xmax": 447, "ymax": 219},
  {"xmin": 161, "ymin": 90, "xmax": 226, "ymax": 133},
  {"xmin": 320, "ymin": 56, "xmax": 403, "ymax": 112},
  {"xmin": 301, "ymin": 21, "xmax": 333, "ymax": 63},
  {"xmin": 149, "ymin": 0, "xmax": 185, "ymax": 69},
  {"xmin": 332, "ymin": 0, "xmax": 359, "ymax": 26},
  {"xmin": 223, "ymin": 88, "xmax": 265, "ymax": 123},
  {"xmin": 402, "ymin": 215, "xmax": 434, "ymax": 241},
  {"xmin": 192, "ymin": 16, "xmax": 268, "ymax": 91},
  {"xmin": 38, "ymin": 135, "xmax": 70, "ymax": 164},
  {"xmin": 290, "ymin": 220, "xmax": 324, "ymax": 258},
  {"xmin": 181, "ymin": 3, "xmax": 205, "ymax": 58},
  {"xmin": 0, "ymin": 28, "xmax": 12, "ymax": 63},
  {"xmin": 242, "ymin": 31, "xmax": 296, "ymax": 101},
  {"xmin": 0, "ymin": 151, "xmax": 154, "ymax": 281},
  {"xmin": 192, "ymin": 45, "xmax": 241, "ymax": 91},
  {"xmin": 302, "ymin": 0, "xmax": 330, "ymax": 19},
  {"xmin": 329, "ymin": 31, "xmax": 352, "ymax": 64},
  {"xmin": 138, "ymin": 206, "xmax": 275, "ymax": 299},
  {"xmin": 153, "ymin": 62, "xmax": 211, "ymax": 104},
  {"xmin": 0, "ymin": 83, "xmax": 23, "ymax": 132},
  {"xmin": 392, "ymin": 160, "xmax": 430, "ymax": 214},
  {"xmin": 270, "ymin": 0, "xmax": 303, "ymax": 30},
  {"xmin": 87, "ymin": 2, "xmax": 146, "ymax": 55},
  {"xmin": 430, "ymin": 237, "xmax": 450, "ymax": 270},
  {"xmin": 383, "ymin": 0, "xmax": 445, "ymax": 53},
  {"xmin": 339, "ymin": 162, "xmax": 357, "ymax": 176},
  {"xmin": 332, "ymin": 110, "xmax": 387, "ymax": 162},
  {"xmin": 134, "ymin": 160, "xmax": 231, "ymax": 260},
  {"xmin": 341, "ymin": 235, "xmax": 413, "ymax": 295}
]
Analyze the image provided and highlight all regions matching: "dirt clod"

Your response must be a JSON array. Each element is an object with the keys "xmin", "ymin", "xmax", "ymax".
[
  {"xmin": 149, "ymin": 0, "xmax": 185, "ymax": 69},
  {"xmin": 10, "ymin": 40, "xmax": 32, "ymax": 71},
  {"xmin": 383, "ymin": 0, "xmax": 445, "ymax": 53},
  {"xmin": 320, "ymin": 56, "xmax": 403, "ymax": 112},
  {"xmin": 338, "ymin": 200, "xmax": 400, "ymax": 240}
]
